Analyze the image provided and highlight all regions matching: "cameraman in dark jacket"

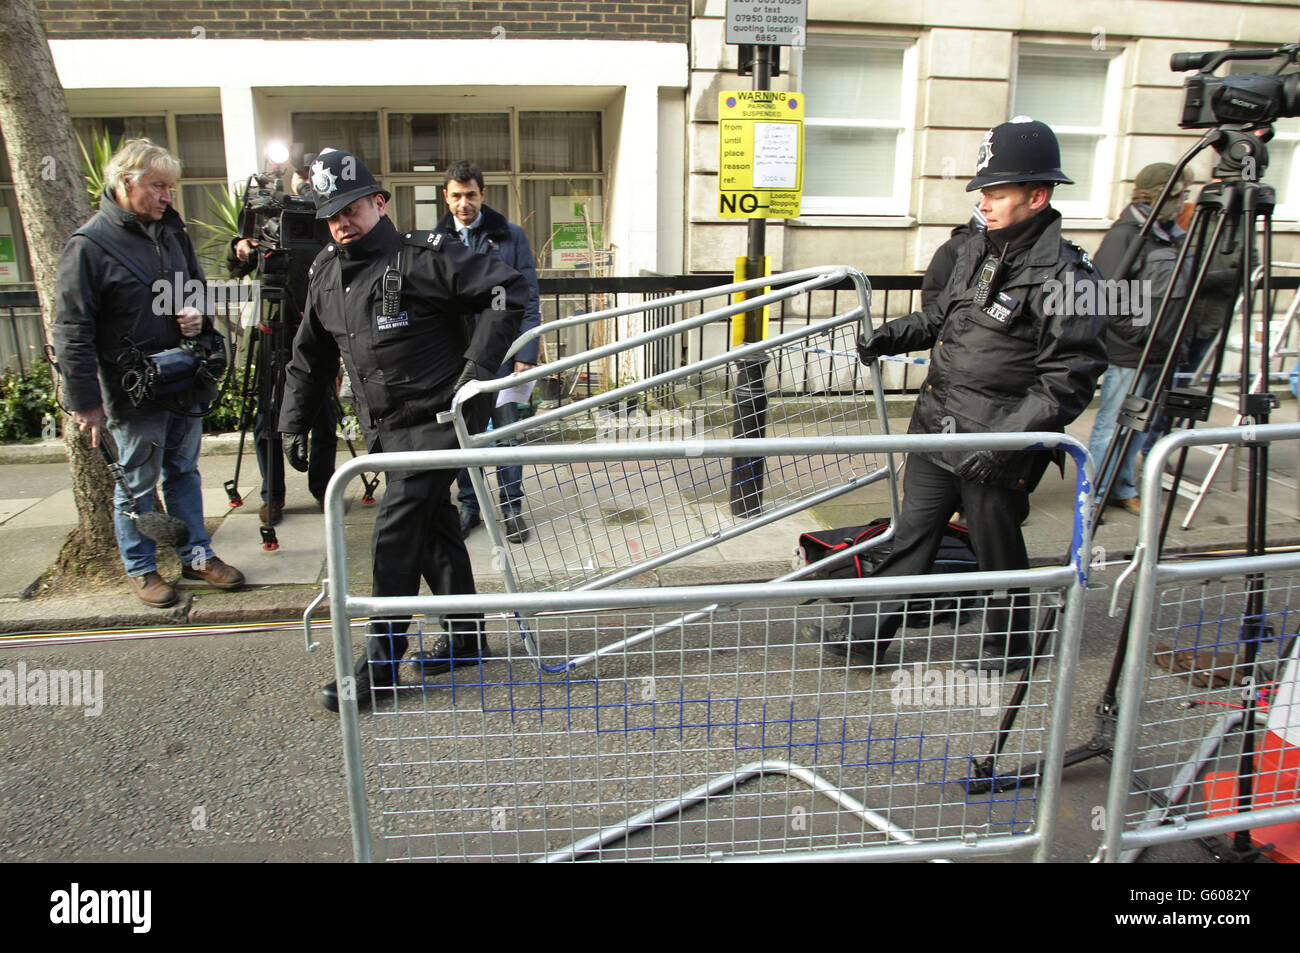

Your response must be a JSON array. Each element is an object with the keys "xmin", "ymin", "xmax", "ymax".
[
  {"xmin": 1086, "ymin": 162, "xmax": 1192, "ymax": 515},
  {"xmin": 830, "ymin": 118, "xmax": 1107, "ymax": 672},
  {"xmin": 52, "ymin": 138, "xmax": 244, "ymax": 608},
  {"xmin": 278, "ymin": 149, "xmax": 528, "ymax": 712},
  {"xmin": 226, "ymin": 172, "xmax": 336, "ymax": 523}
]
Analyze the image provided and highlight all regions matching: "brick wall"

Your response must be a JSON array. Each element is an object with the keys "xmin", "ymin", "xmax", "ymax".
[{"xmin": 37, "ymin": 1, "xmax": 689, "ymax": 42}]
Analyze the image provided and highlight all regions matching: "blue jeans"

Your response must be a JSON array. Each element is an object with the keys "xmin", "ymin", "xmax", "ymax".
[
  {"xmin": 1087, "ymin": 365, "xmax": 1159, "ymax": 502},
  {"xmin": 456, "ymin": 401, "xmax": 524, "ymax": 517},
  {"xmin": 107, "ymin": 407, "xmax": 213, "ymax": 576}
]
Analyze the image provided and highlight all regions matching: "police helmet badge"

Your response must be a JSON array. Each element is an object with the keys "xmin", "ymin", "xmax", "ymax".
[
  {"xmin": 975, "ymin": 131, "xmax": 995, "ymax": 174},
  {"xmin": 310, "ymin": 159, "xmax": 339, "ymax": 197}
]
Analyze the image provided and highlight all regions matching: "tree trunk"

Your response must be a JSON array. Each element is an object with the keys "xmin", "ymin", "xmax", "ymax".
[{"xmin": 0, "ymin": 0, "xmax": 119, "ymax": 583}]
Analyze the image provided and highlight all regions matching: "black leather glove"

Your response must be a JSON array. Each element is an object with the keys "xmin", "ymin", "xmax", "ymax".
[
  {"xmin": 282, "ymin": 432, "xmax": 309, "ymax": 473},
  {"xmin": 455, "ymin": 359, "xmax": 494, "ymax": 392},
  {"xmin": 857, "ymin": 328, "xmax": 888, "ymax": 365},
  {"xmin": 956, "ymin": 449, "xmax": 1014, "ymax": 486}
]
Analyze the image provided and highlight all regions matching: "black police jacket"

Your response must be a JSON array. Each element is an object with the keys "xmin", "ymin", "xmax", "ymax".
[
  {"xmin": 872, "ymin": 208, "xmax": 1107, "ymax": 488},
  {"xmin": 278, "ymin": 216, "xmax": 527, "ymax": 452},
  {"xmin": 52, "ymin": 191, "xmax": 212, "ymax": 419}
]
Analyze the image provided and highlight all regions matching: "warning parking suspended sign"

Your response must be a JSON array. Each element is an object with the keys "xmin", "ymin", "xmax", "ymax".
[{"xmin": 717, "ymin": 90, "xmax": 804, "ymax": 219}]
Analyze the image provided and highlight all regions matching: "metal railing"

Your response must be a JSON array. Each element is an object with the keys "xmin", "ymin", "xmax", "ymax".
[
  {"xmin": 450, "ymin": 266, "xmax": 895, "ymax": 607},
  {"xmin": 315, "ymin": 431, "xmax": 1095, "ymax": 863},
  {"xmin": 1100, "ymin": 422, "xmax": 1300, "ymax": 862}
]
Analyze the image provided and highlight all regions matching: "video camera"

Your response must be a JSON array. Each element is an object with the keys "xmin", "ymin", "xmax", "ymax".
[
  {"xmin": 1173, "ymin": 43, "xmax": 1300, "ymax": 128},
  {"xmin": 236, "ymin": 170, "xmax": 318, "ymax": 254}
]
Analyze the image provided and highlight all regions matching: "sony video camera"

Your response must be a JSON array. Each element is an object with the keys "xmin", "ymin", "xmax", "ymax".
[
  {"xmin": 237, "ymin": 171, "xmax": 319, "ymax": 253},
  {"xmin": 1173, "ymin": 44, "xmax": 1300, "ymax": 128}
]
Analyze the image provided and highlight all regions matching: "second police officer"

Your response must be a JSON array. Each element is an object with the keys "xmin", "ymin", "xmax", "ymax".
[
  {"xmin": 279, "ymin": 148, "xmax": 529, "ymax": 712},
  {"xmin": 838, "ymin": 118, "xmax": 1108, "ymax": 672}
]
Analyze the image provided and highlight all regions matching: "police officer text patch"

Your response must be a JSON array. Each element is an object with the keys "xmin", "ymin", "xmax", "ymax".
[
  {"xmin": 984, "ymin": 291, "xmax": 1018, "ymax": 324},
  {"xmin": 375, "ymin": 310, "xmax": 409, "ymax": 332}
]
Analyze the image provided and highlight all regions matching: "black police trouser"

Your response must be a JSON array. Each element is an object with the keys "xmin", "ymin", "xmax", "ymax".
[
  {"xmin": 368, "ymin": 425, "xmax": 481, "ymax": 662},
  {"xmin": 255, "ymin": 401, "xmax": 337, "ymax": 502},
  {"xmin": 847, "ymin": 453, "xmax": 1032, "ymax": 652}
]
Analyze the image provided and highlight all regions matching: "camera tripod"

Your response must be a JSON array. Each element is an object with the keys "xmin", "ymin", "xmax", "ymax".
[
  {"xmin": 969, "ymin": 124, "xmax": 1285, "ymax": 861},
  {"xmin": 224, "ymin": 251, "xmax": 377, "ymax": 550}
]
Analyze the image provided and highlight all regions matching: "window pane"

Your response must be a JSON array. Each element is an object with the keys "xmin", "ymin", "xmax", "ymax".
[
  {"xmin": 1015, "ymin": 55, "xmax": 1108, "ymax": 126},
  {"xmin": 387, "ymin": 113, "xmax": 511, "ymax": 173},
  {"xmin": 176, "ymin": 115, "xmax": 227, "ymax": 179},
  {"xmin": 521, "ymin": 179, "xmax": 602, "ymax": 269},
  {"xmin": 0, "ymin": 188, "xmax": 33, "ymax": 284},
  {"xmin": 180, "ymin": 182, "xmax": 230, "ymax": 272},
  {"xmin": 1052, "ymin": 133, "xmax": 1097, "ymax": 204},
  {"xmin": 804, "ymin": 126, "xmax": 896, "ymax": 198},
  {"xmin": 74, "ymin": 116, "xmax": 168, "ymax": 153},
  {"xmin": 1271, "ymin": 139, "xmax": 1295, "ymax": 207},
  {"xmin": 803, "ymin": 45, "xmax": 903, "ymax": 122},
  {"xmin": 520, "ymin": 113, "xmax": 601, "ymax": 173},
  {"xmin": 292, "ymin": 112, "xmax": 381, "ymax": 169},
  {"xmin": 391, "ymin": 182, "xmax": 510, "ymax": 232}
]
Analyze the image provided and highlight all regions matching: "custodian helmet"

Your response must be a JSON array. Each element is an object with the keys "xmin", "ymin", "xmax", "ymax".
[
  {"xmin": 966, "ymin": 116, "xmax": 1074, "ymax": 192},
  {"xmin": 308, "ymin": 148, "xmax": 391, "ymax": 219}
]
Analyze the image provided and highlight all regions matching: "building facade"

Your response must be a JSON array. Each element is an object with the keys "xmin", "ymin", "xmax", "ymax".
[
  {"xmin": 0, "ymin": 0, "xmax": 1297, "ymax": 290},
  {"xmin": 1, "ymin": 0, "xmax": 691, "ymax": 284},
  {"xmin": 689, "ymin": 0, "xmax": 1300, "ymax": 276}
]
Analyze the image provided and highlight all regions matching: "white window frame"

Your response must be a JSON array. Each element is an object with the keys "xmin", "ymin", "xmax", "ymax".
[
  {"xmin": 796, "ymin": 36, "xmax": 918, "ymax": 217},
  {"xmin": 1271, "ymin": 118, "xmax": 1300, "ymax": 220},
  {"xmin": 1011, "ymin": 44, "xmax": 1123, "ymax": 220},
  {"xmin": 349, "ymin": 106, "xmax": 606, "ymax": 272}
]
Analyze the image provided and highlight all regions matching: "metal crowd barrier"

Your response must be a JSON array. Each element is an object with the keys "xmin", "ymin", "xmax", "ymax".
[
  {"xmin": 448, "ymin": 266, "xmax": 896, "ymax": 603},
  {"xmin": 1100, "ymin": 423, "xmax": 1300, "ymax": 863},
  {"xmin": 314, "ymin": 432, "xmax": 1094, "ymax": 863}
]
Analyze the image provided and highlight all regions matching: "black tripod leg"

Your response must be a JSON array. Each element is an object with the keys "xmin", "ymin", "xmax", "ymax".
[
  {"xmin": 257, "ymin": 310, "xmax": 281, "ymax": 551},
  {"xmin": 224, "ymin": 327, "xmax": 257, "ymax": 508},
  {"xmin": 965, "ymin": 606, "xmax": 1058, "ymax": 794}
]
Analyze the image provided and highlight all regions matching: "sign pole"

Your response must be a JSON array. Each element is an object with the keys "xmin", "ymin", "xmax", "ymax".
[{"xmin": 729, "ymin": 43, "xmax": 774, "ymax": 518}]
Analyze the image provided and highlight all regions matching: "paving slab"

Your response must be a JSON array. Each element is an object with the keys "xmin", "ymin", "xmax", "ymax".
[
  {"xmin": 4, "ymin": 487, "xmax": 77, "ymax": 528},
  {"xmin": 0, "ymin": 524, "xmax": 67, "ymax": 602},
  {"xmin": 0, "ymin": 498, "xmax": 38, "ymax": 525}
]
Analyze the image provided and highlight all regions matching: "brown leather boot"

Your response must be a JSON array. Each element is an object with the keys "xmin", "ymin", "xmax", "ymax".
[
  {"xmin": 258, "ymin": 502, "xmax": 284, "ymax": 525},
  {"xmin": 128, "ymin": 571, "xmax": 178, "ymax": 608},
  {"xmin": 181, "ymin": 555, "xmax": 246, "ymax": 589}
]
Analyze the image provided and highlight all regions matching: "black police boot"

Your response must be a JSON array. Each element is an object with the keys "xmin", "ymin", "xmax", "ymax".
[
  {"xmin": 317, "ymin": 625, "xmax": 408, "ymax": 712},
  {"xmin": 410, "ymin": 625, "xmax": 492, "ymax": 680},
  {"xmin": 820, "ymin": 601, "xmax": 903, "ymax": 668}
]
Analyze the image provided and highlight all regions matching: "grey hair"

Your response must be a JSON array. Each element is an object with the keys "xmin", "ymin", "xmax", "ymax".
[{"xmin": 103, "ymin": 138, "xmax": 182, "ymax": 197}]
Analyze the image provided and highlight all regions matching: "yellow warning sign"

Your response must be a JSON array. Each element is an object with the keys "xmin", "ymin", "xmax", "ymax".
[{"xmin": 718, "ymin": 90, "xmax": 804, "ymax": 219}]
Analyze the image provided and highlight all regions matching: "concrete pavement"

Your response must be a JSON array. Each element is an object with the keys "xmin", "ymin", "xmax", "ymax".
[{"xmin": 2, "ymin": 397, "xmax": 1298, "ymax": 632}]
